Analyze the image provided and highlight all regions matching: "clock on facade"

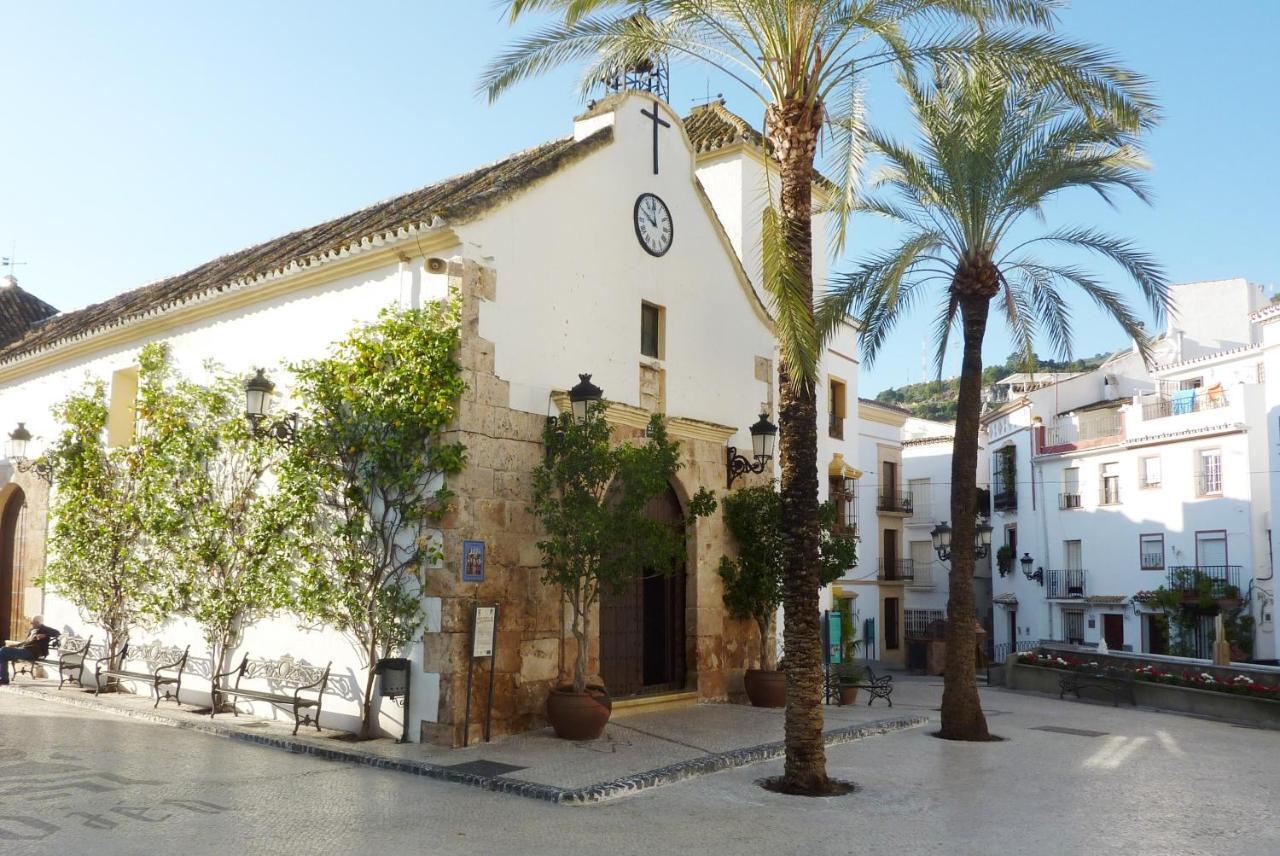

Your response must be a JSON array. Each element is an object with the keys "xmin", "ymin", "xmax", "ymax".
[{"xmin": 633, "ymin": 192, "xmax": 673, "ymax": 257}]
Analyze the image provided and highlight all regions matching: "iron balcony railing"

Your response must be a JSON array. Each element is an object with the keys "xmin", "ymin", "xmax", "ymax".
[
  {"xmin": 1046, "ymin": 568, "xmax": 1087, "ymax": 599},
  {"xmin": 993, "ymin": 488, "xmax": 1017, "ymax": 511},
  {"xmin": 1059, "ymin": 492, "xmax": 1082, "ymax": 510},
  {"xmin": 1166, "ymin": 565, "xmax": 1241, "ymax": 597},
  {"xmin": 1142, "ymin": 389, "xmax": 1229, "ymax": 421},
  {"xmin": 877, "ymin": 490, "xmax": 914, "ymax": 514},
  {"xmin": 877, "ymin": 558, "xmax": 915, "ymax": 582},
  {"xmin": 908, "ymin": 560, "xmax": 933, "ymax": 587},
  {"xmin": 904, "ymin": 608, "xmax": 944, "ymax": 638},
  {"xmin": 1140, "ymin": 552, "xmax": 1164, "ymax": 571}
]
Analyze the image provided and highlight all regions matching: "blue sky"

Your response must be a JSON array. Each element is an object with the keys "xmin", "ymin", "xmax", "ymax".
[{"xmin": 2, "ymin": 2, "xmax": 1277, "ymax": 397}]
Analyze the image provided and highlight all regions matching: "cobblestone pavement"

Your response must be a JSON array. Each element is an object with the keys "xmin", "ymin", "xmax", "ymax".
[{"xmin": 2, "ymin": 681, "xmax": 1277, "ymax": 856}]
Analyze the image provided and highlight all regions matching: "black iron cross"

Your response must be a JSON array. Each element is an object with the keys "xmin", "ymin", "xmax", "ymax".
[{"xmin": 640, "ymin": 99, "xmax": 670, "ymax": 175}]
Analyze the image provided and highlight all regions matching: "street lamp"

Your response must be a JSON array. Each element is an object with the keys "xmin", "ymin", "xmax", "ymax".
[
  {"xmin": 726, "ymin": 413, "xmax": 778, "ymax": 488},
  {"xmin": 1021, "ymin": 552, "xmax": 1044, "ymax": 585},
  {"xmin": 6, "ymin": 423, "xmax": 52, "ymax": 483},
  {"xmin": 567, "ymin": 373, "xmax": 604, "ymax": 425},
  {"xmin": 243, "ymin": 369, "xmax": 298, "ymax": 445},
  {"xmin": 930, "ymin": 518, "xmax": 992, "ymax": 562}
]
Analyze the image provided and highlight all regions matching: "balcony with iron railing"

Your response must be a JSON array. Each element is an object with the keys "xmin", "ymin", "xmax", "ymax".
[
  {"xmin": 1141, "ymin": 388, "xmax": 1229, "ymax": 421},
  {"xmin": 1045, "ymin": 568, "xmax": 1087, "ymax": 599},
  {"xmin": 993, "ymin": 487, "xmax": 1017, "ymax": 512},
  {"xmin": 1036, "ymin": 410, "xmax": 1124, "ymax": 455},
  {"xmin": 876, "ymin": 490, "xmax": 913, "ymax": 515},
  {"xmin": 1140, "ymin": 552, "xmax": 1164, "ymax": 571},
  {"xmin": 1058, "ymin": 492, "xmax": 1082, "ymax": 510},
  {"xmin": 908, "ymin": 560, "xmax": 934, "ymax": 587},
  {"xmin": 877, "ymin": 558, "xmax": 915, "ymax": 582},
  {"xmin": 1166, "ymin": 565, "xmax": 1242, "ymax": 599}
]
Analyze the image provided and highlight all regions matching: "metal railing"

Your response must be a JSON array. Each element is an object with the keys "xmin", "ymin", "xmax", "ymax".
[
  {"xmin": 1043, "ymin": 411, "xmax": 1124, "ymax": 448},
  {"xmin": 1046, "ymin": 568, "xmax": 1087, "ymax": 599},
  {"xmin": 877, "ymin": 558, "xmax": 915, "ymax": 581},
  {"xmin": 876, "ymin": 490, "xmax": 913, "ymax": 514},
  {"xmin": 993, "ymin": 488, "xmax": 1017, "ymax": 511},
  {"xmin": 908, "ymin": 560, "xmax": 933, "ymax": 587},
  {"xmin": 904, "ymin": 608, "xmax": 944, "ymax": 638},
  {"xmin": 1142, "ymin": 389, "xmax": 1229, "ymax": 420},
  {"xmin": 1195, "ymin": 472, "xmax": 1222, "ymax": 496},
  {"xmin": 1059, "ymin": 492, "xmax": 1082, "ymax": 510},
  {"xmin": 1166, "ymin": 565, "xmax": 1241, "ymax": 597},
  {"xmin": 1140, "ymin": 552, "xmax": 1164, "ymax": 570}
]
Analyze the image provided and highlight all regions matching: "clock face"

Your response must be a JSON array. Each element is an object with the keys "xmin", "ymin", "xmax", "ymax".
[{"xmin": 634, "ymin": 193, "xmax": 673, "ymax": 257}]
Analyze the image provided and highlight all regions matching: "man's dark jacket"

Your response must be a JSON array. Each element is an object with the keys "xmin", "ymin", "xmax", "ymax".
[{"xmin": 21, "ymin": 625, "xmax": 60, "ymax": 658}]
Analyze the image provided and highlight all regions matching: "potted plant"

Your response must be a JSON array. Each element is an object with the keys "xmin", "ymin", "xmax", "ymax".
[
  {"xmin": 718, "ymin": 485, "xmax": 857, "ymax": 707},
  {"xmin": 531, "ymin": 402, "xmax": 714, "ymax": 739},
  {"xmin": 834, "ymin": 662, "xmax": 866, "ymax": 705},
  {"xmin": 996, "ymin": 544, "xmax": 1014, "ymax": 577}
]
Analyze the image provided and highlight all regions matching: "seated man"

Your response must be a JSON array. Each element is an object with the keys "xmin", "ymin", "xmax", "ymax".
[{"xmin": 0, "ymin": 615, "xmax": 61, "ymax": 685}]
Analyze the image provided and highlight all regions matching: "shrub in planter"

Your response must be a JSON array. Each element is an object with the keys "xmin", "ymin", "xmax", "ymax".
[
  {"xmin": 531, "ymin": 402, "xmax": 714, "ymax": 738},
  {"xmin": 717, "ymin": 484, "xmax": 857, "ymax": 707}
]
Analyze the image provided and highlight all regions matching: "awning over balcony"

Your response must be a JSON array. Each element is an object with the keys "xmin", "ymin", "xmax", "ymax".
[
  {"xmin": 993, "ymin": 592, "xmax": 1018, "ymax": 607},
  {"xmin": 1085, "ymin": 594, "xmax": 1129, "ymax": 606}
]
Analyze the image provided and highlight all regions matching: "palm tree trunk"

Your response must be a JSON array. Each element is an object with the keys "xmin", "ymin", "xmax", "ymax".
[
  {"xmin": 940, "ymin": 295, "xmax": 993, "ymax": 740},
  {"xmin": 769, "ymin": 99, "xmax": 829, "ymax": 794}
]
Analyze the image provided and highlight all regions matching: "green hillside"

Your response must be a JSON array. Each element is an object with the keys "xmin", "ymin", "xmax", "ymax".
[{"xmin": 873, "ymin": 352, "xmax": 1112, "ymax": 422}]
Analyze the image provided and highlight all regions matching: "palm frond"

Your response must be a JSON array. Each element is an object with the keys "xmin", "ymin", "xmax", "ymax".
[
  {"xmin": 822, "ymin": 75, "xmax": 869, "ymax": 257},
  {"xmin": 762, "ymin": 206, "xmax": 820, "ymax": 388},
  {"xmin": 1020, "ymin": 228, "xmax": 1169, "ymax": 323}
]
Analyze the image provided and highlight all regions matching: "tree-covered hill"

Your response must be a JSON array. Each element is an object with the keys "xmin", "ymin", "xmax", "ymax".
[{"xmin": 873, "ymin": 352, "xmax": 1113, "ymax": 422}]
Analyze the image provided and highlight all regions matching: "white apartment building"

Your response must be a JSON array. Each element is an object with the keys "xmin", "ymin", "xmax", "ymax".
[{"xmin": 985, "ymin": 279, "xmax": 1277, "ymax": 663}]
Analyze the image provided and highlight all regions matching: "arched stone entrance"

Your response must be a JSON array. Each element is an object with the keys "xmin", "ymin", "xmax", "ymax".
[
  {"xmin": 598, "ymin": 484, "xmax": 687, "ymax": 697},
  {"xmin": 0, "ymin": 486, "xmax": 28, "ymax": 641}
]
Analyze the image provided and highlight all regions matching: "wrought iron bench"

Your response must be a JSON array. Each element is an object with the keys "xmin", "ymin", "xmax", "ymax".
[
  {"xmin": 93, "ymin": 641, "xmax": 190, "ymax": 708},
  {"xmin": 211, "ymin": 653, "xmax": 331, "ymax": 735},
  {"xmin": 1058, "ymin": 667, "xmax": 1135, "ymax": 707},
  {"xmin": 829, "ymin": 665, "xmax": 893, "ymax": 707},
  {"xmin": 6, "ymin": 635, "xmax": 93, "ymax": 688}
]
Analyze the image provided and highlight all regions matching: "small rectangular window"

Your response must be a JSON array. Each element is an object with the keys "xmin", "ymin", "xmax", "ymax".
[
  {"xmin": 828, "ymin": 378, "xmax": 846, "ymax": 439},
  {"xmin": 107, "ymin": 366, "xmax": 140, "ymax": 448},
  {"xmin": 640, "ymin": 302, "xmax": 663, "ymax": 359},
  {"xmin": 1196, "ymin": 449, "xmax": 1222, "ymax": 496},
  {"xmin": 1100, "ymin": 462, "xmax": 1120, "ymax": 505},
  {"xmin": 1140, "ymin": 533, "xmax": 1164, "ymax": 570},
  {"xmin": 1140, "ymin": 456, "xmax": 1162, "ymax": 489},
  {"xmin": 1061, "ymin": 467, "xmax": 1081, "ymax": 509}
]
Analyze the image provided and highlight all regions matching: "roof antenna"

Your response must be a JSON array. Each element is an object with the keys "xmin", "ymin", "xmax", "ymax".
[
  {"xmin": 2, "ymin": 242, "xmax": 26, "ymax": 277},
  {"xmin": 691, "ymin": 79, "xmax": 723, "ymax": 107}
]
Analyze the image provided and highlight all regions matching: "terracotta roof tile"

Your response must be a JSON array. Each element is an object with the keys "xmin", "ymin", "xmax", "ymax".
[
  {"xmin": 683, "ymin": 101, "xmax": 769, "ymax": 155},
  {"xmin": 0, "ymin": 279, "xmax": 58, "ymax": 349},
  {"xmin": 0, "ymin": 128, "xmax": 613, "ymax": 366}
]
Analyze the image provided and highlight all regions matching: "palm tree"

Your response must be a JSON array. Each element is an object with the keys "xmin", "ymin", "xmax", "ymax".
[
  {"xmin": 821, "ymin": 62, "xmax": 1167, "ymax": 740},
  {"xmin": 483, "ymin": 1, "xmax": 1155, "ymax": 792}
]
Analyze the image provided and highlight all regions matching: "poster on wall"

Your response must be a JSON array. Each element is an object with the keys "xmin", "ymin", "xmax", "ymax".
[{"xmin": 461, "ymin": 540, "xmax": 486, "ymax": 582}]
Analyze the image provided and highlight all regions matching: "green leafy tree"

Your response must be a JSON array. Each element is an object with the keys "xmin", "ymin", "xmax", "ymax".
[
  {"xmin": 532, "ymin": 405, "xmax": 715, "ymax": 694},
  {"xmin": 42, "ymin": 376, "xmax": 163, "ymax": 668},
  {"xmin": 718, "ymin": 484, "xmax": 856, "ymax": 670},
  {"xmin": 486, "ymin": 0, "xmax": 1150, "ymax": 793},
  {"xmin": 822, "ymin": 64, "xmax": 1165, "ymax": 739},
  {"xmin": 280, "ymin": 300, "xmax": 467, "ymax": 738},
  {"xmin": 133, "ymin": 344, "xmax": 297, "ymax": 691}
]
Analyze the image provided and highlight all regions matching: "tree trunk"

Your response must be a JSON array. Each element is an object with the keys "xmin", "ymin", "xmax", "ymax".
[
  {"xmin": 757, "ymin": 615, "xmax": 771, "ymax": 670},
  {"xmin": 360, "ymin": 637, "xmax": 379, "ymax": 739},
  {"xmin": 940, "ymin": 295, "xmax": 993, "ymax": 740},
  {"xmin": 768, "ymin": 99, "xmax": 829, "ymax": 794}
]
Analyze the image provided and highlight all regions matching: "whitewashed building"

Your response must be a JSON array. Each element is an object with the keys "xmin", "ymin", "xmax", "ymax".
[
  {"xmin": 985, "ymin": 279, "xmax": 1277, "ymax": 663},
  {"xmin": 0, "ymin": 89, "xmax": 864, "ymax": 743}
]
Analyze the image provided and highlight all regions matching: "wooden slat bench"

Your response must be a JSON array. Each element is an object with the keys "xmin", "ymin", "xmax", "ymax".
[
  {"xmin": 93, "ymin": 641, "xmax": 190, "ymax": 708},
  {"xmin": 1058, "ymin": 667, "xmax": 1135, "ymax": 707},
  {"xmin": 211, "ymin": 653, "xmax": 331, "ymax": 735},
  {"xmin": 6, "ymin": 635, "xmax": 94, "ymax": 688}
]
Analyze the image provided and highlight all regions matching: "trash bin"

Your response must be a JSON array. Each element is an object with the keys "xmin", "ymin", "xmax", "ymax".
[{"xmin": 374, "ymin": 657, "xmax": 411, "ymax": 743}]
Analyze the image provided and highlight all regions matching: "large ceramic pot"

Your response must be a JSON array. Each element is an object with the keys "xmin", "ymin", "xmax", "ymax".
[
  {"xmin": 546, "ymin": 684, "xmax": 612, "ymax": 740},
  {"xmin": 839, "ymin": 686, "xmax": 859, "ymax": 706},
  {"xmin": 744, "ymin": 668, "xmax": 787, "ymax": 708}
]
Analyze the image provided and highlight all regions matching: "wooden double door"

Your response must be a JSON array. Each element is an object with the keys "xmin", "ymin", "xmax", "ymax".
[
  {"xmin": 0, "ymin": 487, "xmax": 28, "ymax": 642},
  {"xmin": 598, "ymin": 486, "xmax": 687, "ymax": 697}
]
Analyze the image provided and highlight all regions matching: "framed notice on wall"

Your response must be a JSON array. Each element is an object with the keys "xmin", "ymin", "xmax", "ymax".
[
  {"xmin": 461, "ymin": 540, "xmax": 486, "ymax": 582},
  {"xmin": 472, "ymin": 606, "xmax": 497, "ymax": 658}
]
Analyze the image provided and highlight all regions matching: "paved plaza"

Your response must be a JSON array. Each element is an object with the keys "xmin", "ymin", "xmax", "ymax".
[{"xmin": 2, "ymin": 679, "xmax": 1277, "ymax": 856}]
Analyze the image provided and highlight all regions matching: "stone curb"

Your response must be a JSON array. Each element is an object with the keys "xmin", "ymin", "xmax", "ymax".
[{"xmin": 6, "ymin": 684, "xmax": 928, "ymax": 805}]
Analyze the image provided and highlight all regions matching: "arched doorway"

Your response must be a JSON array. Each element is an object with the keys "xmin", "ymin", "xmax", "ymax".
[
  {"xmin": 0, "ymin": 486, "xmax": 28, "ymax": 642},
  {"xmin": 598, "ymin": 484, "xmax": 687, "ymax": 697}
]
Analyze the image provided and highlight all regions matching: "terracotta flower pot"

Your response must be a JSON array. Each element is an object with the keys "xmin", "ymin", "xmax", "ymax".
[
  {"xmin": 839, "ymin": 686, "xmax": 859, "ymax": 706},
  {"xmin": 744, "ymin": 668, "xmax": 787, "ymax": 707},
  {"xmin": 546, "ymin": 684, "xmax": 612, "ymax": 740}
]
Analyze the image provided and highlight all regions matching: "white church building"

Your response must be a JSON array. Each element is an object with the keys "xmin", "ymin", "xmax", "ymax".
[{"xmin": 0, "ymin": 89, "xmax": 869, "ymax": 744}]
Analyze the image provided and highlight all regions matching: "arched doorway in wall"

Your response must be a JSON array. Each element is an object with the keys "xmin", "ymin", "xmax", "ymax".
[
  {"xmin": 598, "ymin": 484, "xmax": 688, "ymax": 697},
  {"xmin": 0, "ymin": 486, "xmax": 28, "ymax": 642}
]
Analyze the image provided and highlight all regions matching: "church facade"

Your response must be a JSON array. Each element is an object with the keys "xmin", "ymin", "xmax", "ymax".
[{"xmin": 0, "ymin": 91, "xmax": 863, "ymax": 744}]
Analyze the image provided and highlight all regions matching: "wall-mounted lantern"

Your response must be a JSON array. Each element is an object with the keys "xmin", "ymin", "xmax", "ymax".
[
  {"xmin": 244, "ymin": 369, "xmax": 298, "ymax": 445},
  {"xmin": 1021, "ymin": 552, "xmax": 1043, "ymax": 585},
  {"xmin": 931, "ymin": 517, "xmax": 993, "ymax": 562},
  {"xmin": 726, "ymin": 413, "xmax": 777, "ymax": 488},
  {"xmin": 567, "ymin": 374, "xmax": 604, "ymax": 425},
  {"xmin": 6, "ymin": 423, "xmax": 52, "ymax": 484}
]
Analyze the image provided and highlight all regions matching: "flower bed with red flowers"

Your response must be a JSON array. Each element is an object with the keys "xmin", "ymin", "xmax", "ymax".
[{"xmin": 1016, "ymin": 651, "xmax": 1280, "ymax": 700}]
